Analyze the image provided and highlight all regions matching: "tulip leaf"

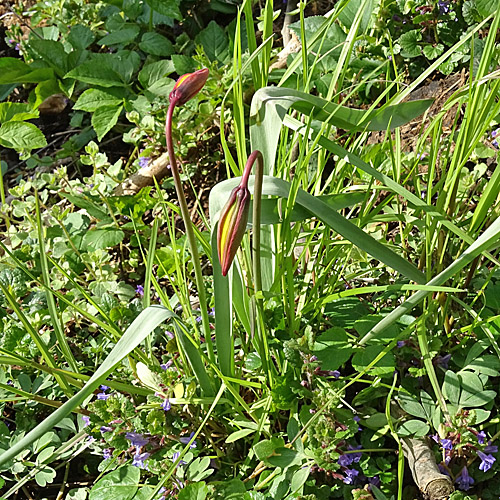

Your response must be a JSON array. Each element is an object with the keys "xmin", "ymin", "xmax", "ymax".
[{"xmin": 250, "ymin": 86, "xmax": 433, "ymax": 174}]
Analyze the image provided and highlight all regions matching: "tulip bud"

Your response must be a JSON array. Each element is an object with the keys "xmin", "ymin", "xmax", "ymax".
[
  {"xmin": 169, "ymin": 68, "xmax": 209, "ymax": 106},
  {"xmin": 217, "ymin": 184, "xmax": 250, "ymax": 276}
]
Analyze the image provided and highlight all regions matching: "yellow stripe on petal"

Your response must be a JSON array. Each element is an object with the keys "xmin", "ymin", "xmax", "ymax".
[{"xmin": 219, "ymin": 203, "xmax": 237, "ymax": 257}]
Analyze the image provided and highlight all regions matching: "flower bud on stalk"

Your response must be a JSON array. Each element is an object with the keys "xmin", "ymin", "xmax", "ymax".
[
  {"xmin": 217, "ymin": 151, "xmax": 262, "ymax": 276},
  {"xmin": 169, "ymin": 68, "xmax": 209, "ymax": 106},
  {"xmin": 217, "ymin": 183, "xmax": 250, "ymax": 276}
]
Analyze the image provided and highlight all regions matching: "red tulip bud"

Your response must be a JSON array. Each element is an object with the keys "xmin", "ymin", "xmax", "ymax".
[
  {"xmin": 169, "ymin": 68, "xmax": 209, "ymax": 106},
  {"xmin": 217, "ymin": 183, "xmax": 250, "ymax": 276}
]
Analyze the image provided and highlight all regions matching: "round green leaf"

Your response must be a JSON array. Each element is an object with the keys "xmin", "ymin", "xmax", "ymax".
[{"xmin": 89, "ymin": 466, "xmax": 140, "ymax": 500}]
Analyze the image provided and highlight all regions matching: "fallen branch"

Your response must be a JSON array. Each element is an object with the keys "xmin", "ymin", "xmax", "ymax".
[
  {"xmin": 114, "ymin": 153, "xmax": 170, "ymax": 196},
  {"xmin": 401, "ymin": 437, "xmax": 454, "ymax": 500}
]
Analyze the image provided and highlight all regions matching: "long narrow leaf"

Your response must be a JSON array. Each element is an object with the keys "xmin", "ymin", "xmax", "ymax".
[{"xmin": 0, "ymin": 305, "xmax": 174, "ymax": 466}]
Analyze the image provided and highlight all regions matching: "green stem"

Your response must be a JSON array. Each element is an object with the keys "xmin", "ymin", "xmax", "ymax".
[
  {"xmin": 165, "ymin": 104, "xmax": 214, "ymax": 365},
  {"xmin": 248, "ymin": 151, "xmax": 271, "ymax": 381}
]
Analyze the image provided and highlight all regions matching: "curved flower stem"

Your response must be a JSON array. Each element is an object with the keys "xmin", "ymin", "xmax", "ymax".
[
  {"xmin": 247, "ymin": 151, "xmax": 271, "ymax": 381},
  {"xmin": 165, "ymin": 103, "xmax": 214, "ymax": 364}
]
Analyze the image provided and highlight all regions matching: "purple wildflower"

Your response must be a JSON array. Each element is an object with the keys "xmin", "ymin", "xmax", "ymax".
[
  {"xmin": 440, "ymin": 438, "xmax": 453, "ymax": 451},
  {"xmin": 100, "ymin": 426, "xmax": 113, "ymax": 434},
  {"xmin": 343, "ymin": 468, "xmax": 359, "ymax": 485},
  {"xmin": 180, "ymin": 431, "xmax": 197, "ymax": 448},
  {"xmin": 477, "ymin": 431, "xmax": 487, "ymax": 444},
  {"xmin": 132, "ymin": 451, "xmax": 150, "ymax": 468},
  {"xmin": 136, "ymin": 285, "xmax": 144, "ymax": 296},
  {"xmin": 396, "ymin": 340, "xmax": 406, "ymax": 348},
  {"xmin": 438, "ymin": 0, "xmax": 450, "ymax": 14},
  {"xmin": 338, "ymin": 445, "xmax": 362, "ymax": 466},
  {"xmin": 493, "ymin": 139, "xmax": 498, "ymax": 148},
  {"xmin": 100, "ymin": 385, "xmax": 109, "ymax": 391},
  {"xmin": 353, "ymin": 416, "xmax": 361, "ymax": 422},
  {"xmin": 172, "ymin": 451, "xmax": 187, "ymax": 465},
  {"xmin": 15, "ymin": 43, "xmax": 20, "ymax": 51},
  {"xmin": 438, "ymin": 464, "xmax": 450, "ymax": 476},
  {"xmin": 434, "ymin": 353, "xmax": 451, "ymax": 369},
  {"xmin": 208, "ymin": 307, "xmax": 215, "ymax": 316},
  {"xmin": 138, "ymin": 156, "xmax": 150, "ymax": 168},
  {"xmin": 125, "ymin": 432, "xmax": 149, "ymax": 448},
  {"xmin": 484, "ymin": 444, "xmax": 498, "ymax": 454},
  {"xmin": 310, "ymin": 355, "xmax": 318, "ymax": 362},
  {"xmin": 160, "ymin": 360, "xmax": 173, "ymax": 370},
  {"xmin": 97, "ymin": 392, "xmax": 109, "ymax": 400},
  {"xmin": 477, "ymin": 450, "xmax": 496, "ymax": 472},
  {"xmin": 455, "ymin": 466, "xmax": 474, "ymax": 491},
  {"xmin": 82, "ymin": 415, "xmax": 91, "ymax": 427},
  {"xmin": 368, "ymin": 476, "xmax": 381, "ymax": 489},
  {"xmin": 162, "ymin": 399, "xmax": 171, "ymax": 411},
  {"xmin": 165, "ymin": 331, "xmax": 174, "ymax": 339},
  {"xmin": 103, "ymin": 448, "xmax": 112, "ymax": 459}
]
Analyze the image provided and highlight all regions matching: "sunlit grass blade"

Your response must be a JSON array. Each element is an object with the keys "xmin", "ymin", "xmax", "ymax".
[{"xmin": 358, "ymin": 214, "xmax": 500, "ymax": 345}]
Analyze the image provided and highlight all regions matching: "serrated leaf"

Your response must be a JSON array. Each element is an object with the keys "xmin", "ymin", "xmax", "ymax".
[
  {"xmin": 91, "ymin": 105, "xmax": 123, "ymax": 141},
  {"xmin": 398, "ymin": 30, "xmax": 422, "ymax": 58},
  {"xmin": 83, "ymin": 228, "xmax": 125, "ymax": 250},
  {"xmin": 74, "ymin": 89, "xmax": 124, "ymax": 112},
  {"xmin": 0, "ymin": 58, "xmax": 53, "ymax": 84},
  {"xmin": 172, "ymin": 54, "xmax": 197, "ymax": 75},
  {"xmin": 423, "ymin": 43, "xmax": 444, "ymax": 59},
  {"xmin": 139, "ymin": 60, "xmax": 175, "ymax": 88},
  {"xmin": 144, "ymin": 0, "xmax": 182, "ymax": 19},
  {"xmin": 100, "ymin": 26, "xmax": 140, "ymax": 46},
  {"xmin": 139, "ymin": 32, "xmax": 174, "ymax": 56},
  {"xmin": 89, "ymin": 466, "xmax": 139, "ymax": 500},
  {"xmin": 66, "ymin": 61, "xmax": 125, "ymax": 87},
  {"xmin": 68, "ymin": 24, "xmax": 95, "ymax": 50},
  {"xmin": 0, "ymin": 102, "xmax": 38, "ymax": 123},
  {"xmin": 475, "ymin": 0, "xmax": 497, "ymax": 15},
  {"xmin": 0, "ymin": 121, "xmax": 46, "ymax": 151},
  {"xmin": 195, "ymin": 21, "xmax": 229, "ymax": 63}
]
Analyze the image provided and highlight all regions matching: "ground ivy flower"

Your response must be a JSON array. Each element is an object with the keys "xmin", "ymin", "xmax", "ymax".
[
  {"xmin": 132, "ymin": 451, "xmax": 150, "ymax": 469},
  {"xmin": 338, "ymin": 445, "xmax": 362, "ymax": 466},
  {"xmin": 162, "ymin": 399, "xmax": 171, "ymax": 411},
  {"xmin": 343, "ymin": 468, "xmax": 359, "ymax": 485},
  {"xmin": 138, "ymin": 157, "xmax": 149, "ymax": 168},
  {"xmin": 160, "ymin": 360, "xmax": 173, "ymax": 370},
  {"xmin": 136, "ymin": 285, "xmax": 144, "ymax": 296},
  {"xmin": 82, "ymin": 415, "xmax": 91, "ymax": 427},
  {"xmin": 477, "ymin": 450, "xmax": 496, "ymax": 472},
  {"xmin": 125, "ymin": 432, "xmax": 149, "ymax": 448},
  {"xmin": 100, "ymin": 426, "xmax": 112, "ymax": 434},
  {"xmin": 103, "ymin": 448, "xmax": 112, "ymax": 459},
  {"xmin": 484, "ymin": 443, "xmax": 498, "ymax": 454},
  {"xmin": 172, "ymin": 451, "xmax": 187, "ymax": 465},
  {"xmin": 440, "ymin": 438, "xmax": 453, "ymax": 451},
  {"xmin": 477, "ymin": 431, "xmax": 486, "ymax": 444},
  {"xmin": 180, "ymin": 431, "xmax": 197, "ymax": 448},
  {"xmin": 455, "ymin": 466, "xmax": 474, "ymax": 491}
]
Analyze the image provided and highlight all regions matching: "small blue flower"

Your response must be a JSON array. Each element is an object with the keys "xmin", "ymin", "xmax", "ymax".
[
  {"xmin": 132, "ymin": 451, "xmax": 150, "ymax": 468},
  {"xmin": 136, "ymin": 285, "xmax": 144, "ymax": 297},
  {"xmin": 82, "ymin": 415, "xmax": 91, "ymax": 427},
  {"xmin": 160, "ymin": 360, "xmax": 173, "ymax": 370},
  {"xmin": 100, "ymin": 426, "xmax": 113, "ymax": 434},
  {"xmin": 455, "ymin": 466, "xmax": 474, "ymax": 491},
  {"xmin": 477, "ymin": 450, "xmax": 496, "ymax": 472},
  {"xmin": 180, "ymin": 431, "xmax": 197, "ymax": 448},
  {"xmin": 125, "ymin": 432, "xmax": 149, "ymax": 448},
  {"xmin": 162, "ymin": 399, "xmax": 171, "ymax": 411},
  {"xmin": 484, "ymin": 444, "xmax": 498, "ymax": 454},
  {"xmin": 172, "ymin": 451, "xmax": 186, "ymax": 465},
  {"xmin": 440, "ymin": 438, "xmax": 453, "ymax": 451},
  {"xmin": 103, "ymin": 448, "xmax": 112, "ymax": 459},
  {"xmin": 434, "ymin": 353, "xmax": 451, "ymax": 369},
  {"xmin": 438, "ymin": 0, "xmax": 450, "ymax": 14},
  {"xmin": 97, "ymin": 392, "xmax": 110, "ymax": 400},
  {"xmin": 138, "ymin": 156, "xmax": 150, "ymax": 168},
  {"xmin": 343, "ymin": 468, "xmax": 359, "ymax": 485},
  {"xmin": 477, "ymin": 431, "xmax": 487, "ymax": 444}
]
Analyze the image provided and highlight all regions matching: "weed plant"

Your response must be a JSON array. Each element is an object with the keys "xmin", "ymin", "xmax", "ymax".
[{"xmin": 0, "ymin": 0, "xmax": 499, "ymax": 499}]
